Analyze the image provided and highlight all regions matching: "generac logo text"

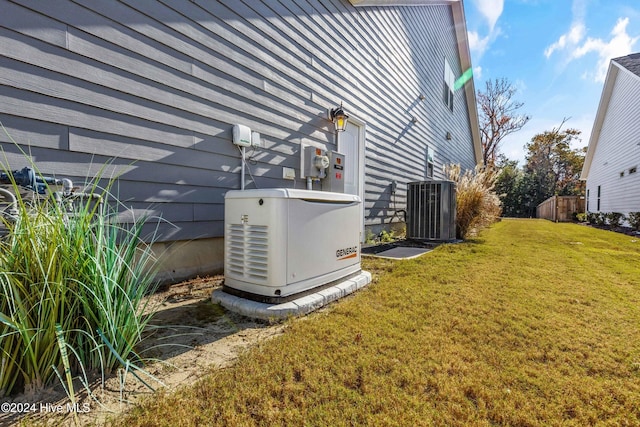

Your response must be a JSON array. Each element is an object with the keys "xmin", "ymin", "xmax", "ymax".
[{"xmin": 336, "ymin": 246, "xmax": 358, "ymax": 260}]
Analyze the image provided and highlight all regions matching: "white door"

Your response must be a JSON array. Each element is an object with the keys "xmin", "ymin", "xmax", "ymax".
[{"xmin": 338, "ymin": 120, "xmax": 365, "ymax": 241}]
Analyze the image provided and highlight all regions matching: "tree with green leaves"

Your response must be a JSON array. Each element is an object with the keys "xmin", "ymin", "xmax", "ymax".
[
  {"xmin": 524, "ymin": 119, "xmax": 585, "ymax": 201},
  {"xmin": 494, "ymin": 155, "xmax": 529, "ymax": 217},
  {"xmin": 494, "ymin": 120, "xmax": 586, "ymax": 217}
]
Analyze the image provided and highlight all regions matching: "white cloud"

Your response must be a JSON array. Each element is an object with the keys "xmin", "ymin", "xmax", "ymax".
[
  {"xmin": 571, "ymin": 17, "xmax": 639, "ymax": 82},
  {"xmin": 468, "ymin": 0, "xmax": 503, "ymax": 60},
  {"xmin": 472, "ymin": 0, "xmax": 504, "ymax": 32},
  {"xmin": 468, "ymin": 30, "xmax": 490, "ymax": 57},
  {"xmin": 544, "ymin": 0, "xmax": 638, "ymax": 84},
  {"xmin": 544, "ymin": 23, "xmax": 586, "ymax": 58},
  {"xmin": 544, "ymin": 0, "xmax": 587, "ymax": 58}
]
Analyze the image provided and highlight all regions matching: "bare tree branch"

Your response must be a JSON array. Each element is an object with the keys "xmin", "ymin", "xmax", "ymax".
[{"xmin": 477, "ymin": 78, "xmax": 531, "ymax": 166}]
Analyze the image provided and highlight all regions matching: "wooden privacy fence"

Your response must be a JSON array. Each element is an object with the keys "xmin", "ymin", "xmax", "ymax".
[{"xmin": 537, "ymin": 196, "xmax": 585, "ymax": 222}]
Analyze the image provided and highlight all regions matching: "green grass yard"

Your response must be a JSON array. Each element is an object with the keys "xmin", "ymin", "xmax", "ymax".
[{"xmin": 116, "ymin": 219, "xmax": 640, "ymax": 426}]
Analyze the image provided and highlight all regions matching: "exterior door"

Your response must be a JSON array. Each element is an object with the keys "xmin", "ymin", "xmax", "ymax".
[{"xmin": 338, "ymin": 120, "xmax": 365, "ymax": 241}]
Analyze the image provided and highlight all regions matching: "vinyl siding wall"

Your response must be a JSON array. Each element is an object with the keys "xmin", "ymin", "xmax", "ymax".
[
  {"xmin": 0, "ymin": 0, "xmax": 477, "ymax": 243},
  {"xmin": 585, "ymin": 67, "xmax": 640, "ymax": 216}
]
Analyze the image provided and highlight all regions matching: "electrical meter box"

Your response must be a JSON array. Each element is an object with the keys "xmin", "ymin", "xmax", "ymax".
[
  {"xmin": 323, "ymin": 151, "xmax": 345, "ymax": 193},
  {"xmin": 304, "ymin": 146, "xmax": 330, "ymax": 179}
]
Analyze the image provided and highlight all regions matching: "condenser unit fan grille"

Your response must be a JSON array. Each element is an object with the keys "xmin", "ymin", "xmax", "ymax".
[{"xmin": 406, "ymin": 181, "xmax": 456, "ymax": 241}]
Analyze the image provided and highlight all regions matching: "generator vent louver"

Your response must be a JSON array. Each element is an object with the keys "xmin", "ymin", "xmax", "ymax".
[
  {"xmin": 226, "ymin": 224, "xmax": 269, "ymax": 281},
  {"xmin": 406, "ymin": 180, "xmax": 456, "ymax": 241}
]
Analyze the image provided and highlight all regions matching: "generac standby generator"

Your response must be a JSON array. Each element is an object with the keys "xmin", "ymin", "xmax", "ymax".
[
  {"xmin": 223, "ymin": 189, "xmax": 362, "ymax": 303},
  {"xmin": 406, "ymin": 180, "xmax": 457, "ymax": 241}
]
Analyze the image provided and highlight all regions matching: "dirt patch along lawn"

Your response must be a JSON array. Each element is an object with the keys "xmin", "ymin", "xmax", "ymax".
[
  {"xmin": 99, "ymin": 218, "xmax": 640, "ymax": 427},
  {"xmin": 1, "ymin": 277, "xmax": 285, "ymax": 427}
]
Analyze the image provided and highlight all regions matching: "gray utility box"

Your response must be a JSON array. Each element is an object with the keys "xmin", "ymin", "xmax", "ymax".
[
  {"xmin": 406, "ymin": 180, "xmax": 457, "ymax": 241},
  {"xmin": 323, "ymin": 151, "xmax": 345, "ymax": 193}
]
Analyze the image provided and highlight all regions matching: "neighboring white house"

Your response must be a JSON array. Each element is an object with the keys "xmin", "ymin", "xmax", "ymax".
[
  {"xmin": 0, "ymin": 0, "xmax": 481, "ymax": 282},
  {"xmin": 581, "ymin": 52, "xmax": 640, "ymax": 218}
]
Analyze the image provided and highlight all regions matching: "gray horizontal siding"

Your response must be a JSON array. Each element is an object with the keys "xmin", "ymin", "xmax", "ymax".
[
  {"xmin": 351, "ymin": 3, "xmax": 476, "ymax": 225},
  {"xmin": 1, "ymin": 0, "xmax": 477, "ymax": 240}
]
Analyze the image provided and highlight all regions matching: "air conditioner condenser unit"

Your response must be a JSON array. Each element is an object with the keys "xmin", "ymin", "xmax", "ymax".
[
  {"xmin": 223, "ymin": 189, "xmax": 363, "ymax": 303},
  {"xmin": 406, "ymin": 180, "xmax": 457, "ymax": 241}
]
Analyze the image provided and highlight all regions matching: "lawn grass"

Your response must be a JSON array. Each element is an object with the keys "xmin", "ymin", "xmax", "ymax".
[{"xmin": 114, "ymin": 219, "xmax": 640, "ymax": 426}]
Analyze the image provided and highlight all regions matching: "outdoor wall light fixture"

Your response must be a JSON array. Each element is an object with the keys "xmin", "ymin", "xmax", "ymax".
[
  {"xmin": 446, "ymin": 131, "xmax": 452, "ymax": 140},
  {"xmin": 329, "ymin": 103, "xmax": 349, "ymax": 132}
]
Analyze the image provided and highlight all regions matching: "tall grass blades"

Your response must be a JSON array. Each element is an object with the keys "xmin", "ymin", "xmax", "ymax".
[
  {"xmin": 0, "ymin": 161, "xmax": 160, "ymax": 397},
  {"xmin": 0, "ymin": 191, "xmax": 79, "ymax": 395},
  {"xmin": 73, "ymin": 191, "xmax": 160, "ymax": 373},
  {"xmin": 445, "ymin": 164, "xmax": 502, "ymax": 239}
]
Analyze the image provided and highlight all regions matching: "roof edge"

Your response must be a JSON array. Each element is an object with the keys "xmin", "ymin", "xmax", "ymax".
[
  {"xmin": 349, "ymin": 0, "xmax": 456, "ymax": 5},
  {"xmin": 612, "ymin": 55, "xmax": 640, "ymax": 84},
  {"xmin": 451, "ymin": 1, "xmax": 483, "ymax": 165},
  {"xmin": 580, "ymin": 61, "xmax": 620, "ymax": 181}
]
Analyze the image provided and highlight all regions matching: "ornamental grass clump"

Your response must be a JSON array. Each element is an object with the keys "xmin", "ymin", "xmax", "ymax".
[
  {"xmin": 445, "ymin": 164, "xmax": 502, "ymax": 239},
  {"xmin": 0, "ymin": 166, "xmax": 160, "ymax": 397}
]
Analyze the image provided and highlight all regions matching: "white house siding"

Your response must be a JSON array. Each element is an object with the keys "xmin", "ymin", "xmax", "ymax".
[
  {"xmin": 0, "ymin": 0, "xmax": 478, "ymax": 277},
  {"xmin": 585, "ymin": 68, "xmax": 640, "ymax": 215}
]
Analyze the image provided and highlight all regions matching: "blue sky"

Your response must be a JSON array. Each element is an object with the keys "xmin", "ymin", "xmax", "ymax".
[{"xmin": 464, "ymin": 0, "xmax": 640, "ymax": 165}]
